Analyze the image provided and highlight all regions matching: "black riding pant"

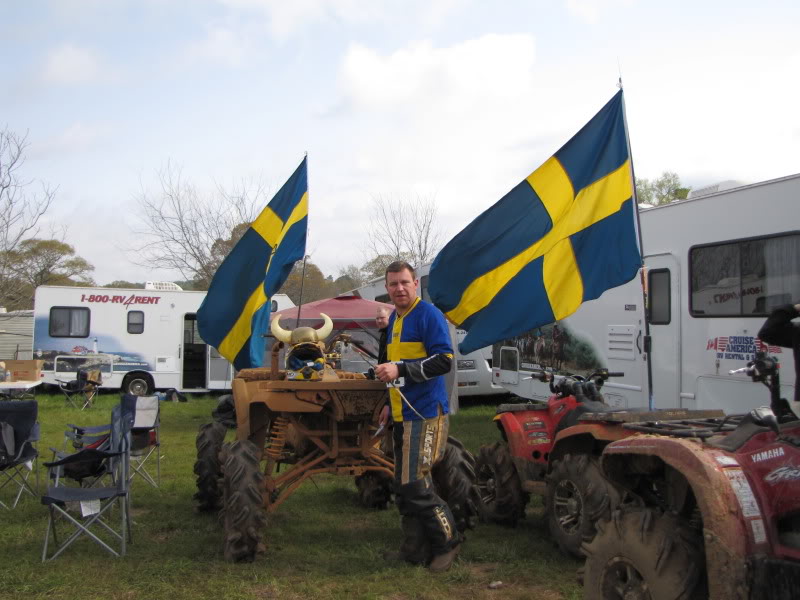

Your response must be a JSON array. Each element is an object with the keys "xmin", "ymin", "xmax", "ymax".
[{"xmin": 392, "ymin": 412, "xmax": 458, "ymax": 555}]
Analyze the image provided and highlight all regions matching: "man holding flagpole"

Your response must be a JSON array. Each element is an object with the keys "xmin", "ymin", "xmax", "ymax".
[{"xmin": 374, "ymin": 260, "xmax": 461, "ymax": 572}]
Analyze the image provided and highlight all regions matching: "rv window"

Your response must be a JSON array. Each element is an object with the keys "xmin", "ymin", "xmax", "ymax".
[
  {"xmin": 271, "ymin": 299, "xmax": 278, "ymax": 312},
  {"xmin": 499, "ymin": 347, "xmax": 519, "ymax": 372},
  {"xmin": 127, "ymin": 311, "xmax": 144, "ymax": 334},
  {"xmin": 49, "ymin": 307, "xmax": 90, "ymax": 337},
  {"xmin": 184, "ymin": 315, "xmax": 204, "ymax": 344},
  {"xmin": 648, "ymin": 269, "xmax": 671, "ymax": 325},
  {"xmin": 690, "ymin": 232, "xmax": 800, "ymax": 317}
]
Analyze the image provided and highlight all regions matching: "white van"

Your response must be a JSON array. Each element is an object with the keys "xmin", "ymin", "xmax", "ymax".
[{"xmin": 33, "ymin": 282, "xmax": 294, "ymax": 395}]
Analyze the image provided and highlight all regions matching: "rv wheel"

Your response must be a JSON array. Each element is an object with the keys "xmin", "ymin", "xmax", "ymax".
[{"xmin": 122, "ymin": 373, "xmax": 153, "ymax": 396}]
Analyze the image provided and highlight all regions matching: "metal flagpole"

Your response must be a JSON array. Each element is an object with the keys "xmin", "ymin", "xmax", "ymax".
[
  {"xmin": 295, "ymin": 255, "xmax": 308, "ymax": 328},
  {"xmin": 619, "ymin": 79, "xmax": 655, "ymax": 410},
  {"xmin": 295, "ymin": 152, "xmax": 310, "ymax": 329}
]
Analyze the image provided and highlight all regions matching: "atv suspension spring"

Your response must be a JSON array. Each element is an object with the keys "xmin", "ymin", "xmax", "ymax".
[{"xmin": 266, "ymin": 416, "xmax": 290, "ymax": 460}]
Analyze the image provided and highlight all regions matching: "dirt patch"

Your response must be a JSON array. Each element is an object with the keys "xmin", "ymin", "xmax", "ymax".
[
  {"xmin": 461, "ymin": 563, "xmax": 568, "ymax": 600},
  {"xmin": 454, "ymin": 581, "xmax": 566, "ymax": 600}
]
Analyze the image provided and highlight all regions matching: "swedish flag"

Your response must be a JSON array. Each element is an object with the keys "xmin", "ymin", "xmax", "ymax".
[
  {"xmin": 198, "ymin": 157, "xmax": 308, "ymax": 369},
  {"xmin": 429, "ymin": 91, "xmax": 641, "ymax": 355}
]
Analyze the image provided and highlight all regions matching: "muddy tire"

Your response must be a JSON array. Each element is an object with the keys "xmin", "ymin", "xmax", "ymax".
[
  {"xmin": 222, "ymin": 440, "xmax": 266, "ymax": 563},
  {"xmin": 546, "ymin": 453, "xmax": 616, "ymax": 558},
  {"xmin": 580, "ymin": 507, "xmax": 705, "ymax": 600},
  {"xmin": 475, "ymin": 442, "xmax": 528, "ymax": 525},
  {"xmin": 193, "ymin": 422, "xmax": 227, "ymax": 512},
  {"xmin": 355, "ymin": 471, "xmax": 394, "ymax": 509},
  {"xmin": 432, "ymin": 436, "xmax": 481, "ymax": 533}
]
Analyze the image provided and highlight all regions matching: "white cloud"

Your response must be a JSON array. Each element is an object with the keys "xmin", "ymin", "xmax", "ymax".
[
  {"xmin": 41, "ymin": 44, "xmax": 104, "ymax": 84},
  {"xmin": 216, "ymin": 0, "xmax": 463, "ymax": 40},
  {"xmin": 315, "ymin": 33, "xmax": 550, "ymax": 272},
  {"xmin": 29, "ymin": 121, "xmax": 113, "ymax": 159},
  {"xmin": 182, "ymin": 25, "xmax": 251, "ymax": 68},
  {"xmin": 565, "ymin": 0, "xmax": 635, "ymax": 24},
  {"xmin": 340, "ymin": 34, "xmax": 537, "ymax": 121}
]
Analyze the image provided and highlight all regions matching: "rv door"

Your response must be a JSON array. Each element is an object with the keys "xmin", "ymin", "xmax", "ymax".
[
  {"xmin": 645, "ymin": 253, "xmax": 682, "ymax": 409},
  {"xmin": 207, "ymin": 345, "xmax": 233, "ymax": 390}
]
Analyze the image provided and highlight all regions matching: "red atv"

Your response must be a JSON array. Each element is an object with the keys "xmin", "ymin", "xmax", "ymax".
[
  {"xmin": 477, "ymin": 356, "xmax": 800, "ymax": 598},
  {"xmin": 580, "ymin": 354, "xmax": 800, "ymax": 600},
  {"xmin": 476, "ymin": 368, "xmax": 666, "ymax": 557}
]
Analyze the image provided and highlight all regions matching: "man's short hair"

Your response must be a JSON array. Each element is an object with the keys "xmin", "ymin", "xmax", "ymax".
[{"xmin": 385, "ymin": 260, "xmax": 416, "ymax": 280}]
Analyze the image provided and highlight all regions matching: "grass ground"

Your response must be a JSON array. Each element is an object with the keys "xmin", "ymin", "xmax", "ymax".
[{"xmin": 1, "ymin": 393, "xmax": 582, "ymax": 600}]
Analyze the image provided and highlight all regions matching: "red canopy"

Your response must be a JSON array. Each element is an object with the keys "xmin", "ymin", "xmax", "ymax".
[{"xmin": 273, "ymin": 295, "xmax": 393, "ymax": 330}]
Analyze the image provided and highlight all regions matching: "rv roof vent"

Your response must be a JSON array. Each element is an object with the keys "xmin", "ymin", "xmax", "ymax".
[
  {"xmin": 687, "ymin": 180, "xmax": 748, "ymax": 199},
  {"xmin": 145, "ymin": 281, "xmax": 183, "ymax": 291}
]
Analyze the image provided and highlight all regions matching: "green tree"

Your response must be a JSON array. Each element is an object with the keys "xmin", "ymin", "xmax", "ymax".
[
  {"xmin": 636, "ymin": 171, "xmax": 691, "ymax": 206},
  {"xmin": 279, "ymin": 260, "xmax": 332, "ymax": 305},
  {"xmin": 360, "ymin": 253, "xmax": 413, "ymax": 280},
  {"xmin": 103, "ymin": 280, "xmax": 145, "ymax": 289},
  {"xmin": 5, "ymin": 238, "xmax": 94, "ymax": 309}
]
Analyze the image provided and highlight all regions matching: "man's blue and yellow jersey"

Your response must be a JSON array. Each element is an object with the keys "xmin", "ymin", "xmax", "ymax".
[{"xmin": 387, "ymin": 297, "xmax": 453, "ymax": 421}]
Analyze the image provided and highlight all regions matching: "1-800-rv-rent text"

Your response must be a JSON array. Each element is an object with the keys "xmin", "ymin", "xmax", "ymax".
[{"xmin": 33, "ymin": 282, "xmax": 294, "ymax": 395}]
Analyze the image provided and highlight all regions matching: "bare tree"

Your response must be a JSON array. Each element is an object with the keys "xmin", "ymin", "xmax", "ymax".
[
  {"xmin": 365, "ymin": 193, "xmax": 443, "ymax": 271},
  {"xmin": 0, "ymin": 127, "xmax": 56, "ymax": 309},
  {"xmin": 131, "ymin": 162, "xmax": 271, "ymax": 289}
]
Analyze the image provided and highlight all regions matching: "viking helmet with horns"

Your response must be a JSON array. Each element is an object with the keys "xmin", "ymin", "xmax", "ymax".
[{"xmin": 271, "ymin": 313, "xmax": 334, "ymax": 345}]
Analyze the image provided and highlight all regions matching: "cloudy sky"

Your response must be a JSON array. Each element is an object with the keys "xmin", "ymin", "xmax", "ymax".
[{"xmin": 2, "ymin": 0, "xmax": 798, "ymax": 286}]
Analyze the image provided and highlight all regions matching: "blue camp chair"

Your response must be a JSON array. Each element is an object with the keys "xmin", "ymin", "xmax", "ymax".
[
  {"xmin": 0, "ymin": 400, "xmax": 39, "ymax": 509},
  {"xmin": 41, "ymin": 397, "xmax": 135, "ymax": 561}
]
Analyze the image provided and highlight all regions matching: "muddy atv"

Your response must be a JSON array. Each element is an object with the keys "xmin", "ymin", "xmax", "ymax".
[
  {"xmin": 476, "ymin": 369, "xmax": 720, "ymax": 558},
  {"xmin": 193, "ymin": 341, "xmax": 480, "ymax": 562},
  {"xmin": 580, "ymin": 354, "xmax": 800, "ymax": 600}
]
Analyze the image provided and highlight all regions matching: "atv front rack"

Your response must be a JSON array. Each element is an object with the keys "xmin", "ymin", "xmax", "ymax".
[{"xmin": 577, "ymin": 409, "xmax": 744, "ymax": 439}]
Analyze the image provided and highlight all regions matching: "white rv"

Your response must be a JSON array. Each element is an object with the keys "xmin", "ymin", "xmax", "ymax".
[
  {"xmin": 33, "ymin": 282, "xmax": 294, "ymax": 395},
  {"xmin": 352, "ymin": 266, "xmax": 508, "ymax": 399},
  {"xmin": 493, "ymin": 173, "xmax": 799, "ymax": 416}
]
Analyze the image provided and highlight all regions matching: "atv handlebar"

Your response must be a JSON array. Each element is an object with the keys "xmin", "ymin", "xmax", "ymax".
[
  {"xmin": 548, "ymin": 369, "xmax": 624, "ymax": 402},
  {"xmin": 729, "ymin": 353, "xmax": 793, "ymax": 423}
]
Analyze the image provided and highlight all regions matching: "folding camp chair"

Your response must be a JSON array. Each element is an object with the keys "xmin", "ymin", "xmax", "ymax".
[
  {"xmin": 56, "ymin": 369, "xmax": 102, "ymax": 409},
  {"xmin": 0, "ymin": 400, "xmax": 39, "ymax": 509},
  {"xmin": 129, "ymin": 395, "xmax": 160, "ymax": 488},
  {"xmin": 41, "ymin": 400, "xmax": 134, "ymax": 561},
  {"xmin": 53, "ymin": 422, "xmax": 113, "ymax": 488}
]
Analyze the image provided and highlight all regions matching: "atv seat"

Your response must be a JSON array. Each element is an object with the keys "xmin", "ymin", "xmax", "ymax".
[{"xmin": 496, "ymin": 402, "xmax": 548, "ymax": 414}]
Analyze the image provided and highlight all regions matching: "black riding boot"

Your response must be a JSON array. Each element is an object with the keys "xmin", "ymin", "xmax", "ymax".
[
  {"xmin": 400, "ymin": 515, "xmax": 432, "ymax": 565},
  {"xmin": 396, "ymin": 479, "xmax": 460, "ymax": 570}
]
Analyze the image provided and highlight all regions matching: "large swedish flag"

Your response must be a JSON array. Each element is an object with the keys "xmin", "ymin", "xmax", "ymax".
[
  {"xmin": 429, "ymin": 90, "xmax": 641, "ymax": 354},
  {"xmin": 198, "ymin": 158, "xmax": 308, "ymax": 369}
]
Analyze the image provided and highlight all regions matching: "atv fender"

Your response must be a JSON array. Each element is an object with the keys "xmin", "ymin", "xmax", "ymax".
[{"xmin": 601, "ymin": 435, "xmax": 758, "ymax": 600}]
